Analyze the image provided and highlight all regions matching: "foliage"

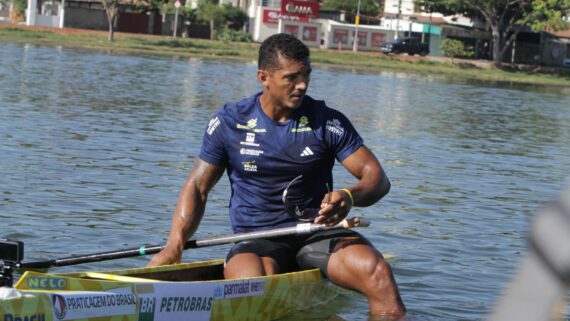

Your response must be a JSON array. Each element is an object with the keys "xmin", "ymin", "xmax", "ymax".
[
  {"xmin": 417, "ymin": 0, "xmax": 570, "ymax": 67},
  {"xmin": 321, "ymin": 0, "xmax": 381, "ymax": 17},
  {"xmin": 196, "ymin": 0, "xmax": 224, "ymax": 26},
  {"xmin": 196, "ymin": 0, "xmax": 248, "ymax": 39},
  {"xmin": 527, "ymin": 0, "xmax": 570, "ymax": 31},
  {"xmin": 11, "ymin": 0, "xmax": 26, "ymax": 22},
  {"xmin": 441, "ymin": 38, "xmax": 473, "ymax": 62},
  {"xmin": 217, "ymin": 28, "xmax": 252, "ymax": 43},
  {"xmin": 220, "ymin": 3, "xmax": 248, "ymax": 30}
]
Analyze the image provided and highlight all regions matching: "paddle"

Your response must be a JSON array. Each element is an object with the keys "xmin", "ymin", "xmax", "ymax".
[{"xmin": 2, "ymin": 217, "xmax": 370, "ymax": 270}]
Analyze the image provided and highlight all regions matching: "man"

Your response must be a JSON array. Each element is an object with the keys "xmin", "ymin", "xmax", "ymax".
[{"xmin": 148, "ymin": 33, "xmax": 406, "ymax": 318}]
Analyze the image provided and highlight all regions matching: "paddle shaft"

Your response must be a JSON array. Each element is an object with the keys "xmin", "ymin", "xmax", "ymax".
[{"xmin": 17, "ymin": 217, "xmax": 369, "ymax": 269}]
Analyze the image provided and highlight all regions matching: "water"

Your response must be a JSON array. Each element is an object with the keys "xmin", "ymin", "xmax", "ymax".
[{"xmin": 1, "ymin": 43, "xmax": 569, "ymax": 321}]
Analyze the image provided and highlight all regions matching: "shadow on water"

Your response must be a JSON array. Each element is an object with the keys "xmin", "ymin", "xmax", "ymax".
[
  {"xmin": 442, "ymin": 77, "xmax": 570, "ymax": 95},
  {"xmin": 131, "ymin": 37, "xmax": 212, "ymax": 49}
]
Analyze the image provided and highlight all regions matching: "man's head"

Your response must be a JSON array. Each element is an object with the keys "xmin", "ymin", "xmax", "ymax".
[
  {"xmin": 258, "ymin": 33, "xmax": 310, "ymax": 70},
  {"xmin": 257, "ymin": 34, "xmax": 312, "ymax": 113}
]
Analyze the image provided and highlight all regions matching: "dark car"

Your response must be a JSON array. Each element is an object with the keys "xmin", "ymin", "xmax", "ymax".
[{"xmin": 380, "ymin": 37, "xmax": 430, "ymax": 56}]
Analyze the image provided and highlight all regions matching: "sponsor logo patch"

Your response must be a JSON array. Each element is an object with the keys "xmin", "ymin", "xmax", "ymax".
[
  {"xmin": 158, "ymin": 296, "xmax": 213, "ymax": 313},
  {"xmin": 27, "ymin": 277, "xmax": 67, "ymax": 290},
  {"xmin": 242, "ymin": 161, "xmax": 257, "ymax": 172},
  {"xmin": 237, "ymin": 118, "xmax": 266, "ymax": 133},
  {"xmin": 207, "ymin": 117, "xmax": 220, "ymax": 135},
  {"xmin": 50, "ymin": 288, "xmax": 136, "ymax": 321},
  {"xmin": 51, "ymin": 294, "xmax": 67, "ymax": 320},
  {"xmin": 326, "ymin": 118, "xmax": 345, "ymax": 136},
  {"xmin": 292, "ymin": 115, "xmax": 313, "ymax": 132},
  {"xmin": 240, "ymin": 148, "xmax": 264, "ymax": 156},
  {"xmin": 240, "ymin": 132, "xmax": 260, "ymax": 147},
  {"xmin": 300, "ymin": 146, "xmax": 314, "ymax": 157},
  {"xmin": 213, "ymin": 280, "xmax": 265, "ymax": 299}
]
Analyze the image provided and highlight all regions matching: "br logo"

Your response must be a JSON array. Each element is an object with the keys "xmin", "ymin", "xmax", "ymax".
[{"xmin": 138, "ymin": 297, "xmax": 156, "ymax": 321}]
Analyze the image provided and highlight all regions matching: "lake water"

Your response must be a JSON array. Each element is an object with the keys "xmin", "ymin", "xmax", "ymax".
[{"xmin": 1, "ymin": 43, "xmax": 569, "ymax": 321}]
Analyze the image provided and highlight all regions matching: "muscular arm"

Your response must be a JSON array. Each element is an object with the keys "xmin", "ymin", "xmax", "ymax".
[
  {"xmin": 147, "ymin": 159, "xmax": 225, "ymax": 267},
  {"xmin": 315, "ymin": 146, "xmax": 390, "ymax": 224},
  {"xmin": 340, "ymin": 145, "xmax": 390, "ymax": 206}
]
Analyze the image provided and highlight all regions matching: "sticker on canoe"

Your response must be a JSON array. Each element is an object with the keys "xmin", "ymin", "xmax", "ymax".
[
  {"xmin": 50, "ymin": 287, "xmax": 136, "ymax": 321},
  {"xmin": 137, "ymin": 283, "xmax": 216, "ymax": 321},
  {"xmin": 27, "ymin": 276, "xmax": 68, "ymax": 290},
  {"xmin": 214, "ymin": 279, "xmax": 265, "ymax": 300}
]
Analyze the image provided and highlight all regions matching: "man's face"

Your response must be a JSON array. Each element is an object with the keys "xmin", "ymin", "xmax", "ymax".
[{"xmin": 260, "ymin": 53, "xmax": 312, "ymax": 110}]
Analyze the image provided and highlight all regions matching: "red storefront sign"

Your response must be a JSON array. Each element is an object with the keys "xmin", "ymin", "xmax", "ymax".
[
  {"xmin": 281, "ymin": 0, "xmax": 319, "ymax": 19},
  {"xmin": 263, "ymin": 8, "xmax": 308, "ymax": 24}
]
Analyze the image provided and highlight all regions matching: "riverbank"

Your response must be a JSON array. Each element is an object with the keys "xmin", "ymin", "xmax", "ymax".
[{"xmin": 1, "ymin": 24, "xmax": 569, "ymax": 87}]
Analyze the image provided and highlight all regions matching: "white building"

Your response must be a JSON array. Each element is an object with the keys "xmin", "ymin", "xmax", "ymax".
[{"xmin": 383, "ymin": 0, "xmax": 478, "ymax": 28}]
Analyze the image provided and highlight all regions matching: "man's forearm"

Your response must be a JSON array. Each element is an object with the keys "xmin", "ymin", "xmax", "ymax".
[
  {"xmin": 165, "ymin": 178, "xmax": 207, "ymax": 251},
  {"xmin": 348, "ymin": 167, "xmax": 390, "ymax": 207}
]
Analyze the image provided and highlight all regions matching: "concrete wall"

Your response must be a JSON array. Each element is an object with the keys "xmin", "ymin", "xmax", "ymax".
[
  {"xmin": 325, "ymin": 23, "xmax": 395, "ymax": 52},
  {"xmin": 280, "ymin": 20, "xmax": 320, "ymax": 48},
  {"xmin": 36, "ymin": 13, "xmax": 59, "ymax": 27}
]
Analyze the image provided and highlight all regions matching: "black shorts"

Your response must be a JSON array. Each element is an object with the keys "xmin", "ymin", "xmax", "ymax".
[{"xmin": 225, "ymin": 229, "xmax": 372, "ymax": 277}]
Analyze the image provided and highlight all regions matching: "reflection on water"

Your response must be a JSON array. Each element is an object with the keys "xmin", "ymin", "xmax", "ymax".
[{"xmin": 1, "ymin": 43, "xmax": 569, "ymax": 321}]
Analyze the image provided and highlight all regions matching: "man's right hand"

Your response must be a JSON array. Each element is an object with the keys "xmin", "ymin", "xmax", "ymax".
[{"xmin": 147, "ymin": 246, "xmax": 183, "ymax": 267}]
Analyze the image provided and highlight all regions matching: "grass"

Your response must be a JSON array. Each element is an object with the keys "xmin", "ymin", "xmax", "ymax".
[{"xmin": 1, "ymin": 25, "xmax": 569, "ymax": 88}]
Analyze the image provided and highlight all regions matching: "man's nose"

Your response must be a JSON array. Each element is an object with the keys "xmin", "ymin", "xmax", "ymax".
[{"xmin": 296, "ymin": 77, "xmax": 308, "ymax": 91}]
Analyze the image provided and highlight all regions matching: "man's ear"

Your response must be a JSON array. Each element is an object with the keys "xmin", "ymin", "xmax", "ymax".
[{"xmin": 257, "ymin": 70, "xmax": 268, "ymax": 85}]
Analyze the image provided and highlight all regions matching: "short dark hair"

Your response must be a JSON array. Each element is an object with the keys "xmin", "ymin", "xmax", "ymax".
[{"xmin": 258, "ymin": 33, "xmax": 310, "ymax": 70}]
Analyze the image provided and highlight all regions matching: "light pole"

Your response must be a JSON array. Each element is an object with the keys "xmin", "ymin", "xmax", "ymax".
[
  {"xmin": 173, "ymin": 0, "xmax": 181, "ymax": 38},
  {"xmin": 352, "ymin": 0, "xmax": 361, "ymax": 52},
  {"xmin": 394, "ymin": 0, "xmax": 401, "ymax": 40}
]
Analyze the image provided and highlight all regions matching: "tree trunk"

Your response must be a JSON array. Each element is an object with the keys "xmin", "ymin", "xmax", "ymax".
[
  {"xmin": 103, "ymin": 1, "xmax": 118, "ymax": 42},
  {"xmin": 209, "ymin": 19, "xmax": 215, "ymax": 40},
  {"xmin": 491, "ymin": 24, "xmax": 503, "ymax": 68}
]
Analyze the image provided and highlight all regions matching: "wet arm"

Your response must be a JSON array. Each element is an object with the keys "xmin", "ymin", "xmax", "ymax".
[{"xmin": 148, "ymin": 159, "xmax": 224, "ymax": 266}]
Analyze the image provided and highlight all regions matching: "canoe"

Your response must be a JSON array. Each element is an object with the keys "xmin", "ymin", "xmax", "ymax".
[
  {"xmin": 0, "ymin": 218, "xmax": 374, "ymax": 321},
  {"xmin": 1, "ymin": 259, "xmax": 347, "ymax": 321}
]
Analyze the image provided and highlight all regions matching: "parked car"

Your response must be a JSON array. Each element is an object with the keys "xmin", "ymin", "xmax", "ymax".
[{"xmin": 380, "ymin": 37, "xmax": 430, "ymax": 56}]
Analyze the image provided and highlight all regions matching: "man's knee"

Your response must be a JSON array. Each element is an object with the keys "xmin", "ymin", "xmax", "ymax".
[
  {"xmin": 373, "ymin": 259, "xmax": 395, "ymax": 283},
  {"xmin": 361, "ymin": 258, "xmax": 397, "ymax": 292}
]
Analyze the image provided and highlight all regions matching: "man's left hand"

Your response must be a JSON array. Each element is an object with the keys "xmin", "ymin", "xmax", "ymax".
[{"xmin": 314, "ymin": 190, "xmax": 353, "ymax": 226}]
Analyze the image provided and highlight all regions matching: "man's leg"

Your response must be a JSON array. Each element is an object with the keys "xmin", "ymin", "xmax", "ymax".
[
  {"xmin": 327, "ymin": 238, "xmax": 406, "ymax": 318},
  {"xmin": 224, "ymin": 253, "xmax": 278, "ymax": 278},
  {"xmin": 224, "ymin": 238, "xmax": 297, "ymax": 279}
]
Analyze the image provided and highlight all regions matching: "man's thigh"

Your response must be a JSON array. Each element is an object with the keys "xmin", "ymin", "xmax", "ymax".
[
  {"xmin": 225, "ymin": 237, "xmax": 300, "ymax": 274},
  {"xmin": 296, "ymin": 229, "xmax": 373, "ymax": 277}
]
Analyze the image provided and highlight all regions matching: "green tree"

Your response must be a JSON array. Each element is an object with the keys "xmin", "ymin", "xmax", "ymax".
[
  {"xmin": 102, "ymin": 0, "xmax": 166, "ymax": 42},
  {"xmin": 11, "ymin": 0, "xmax": 26, "ymax": 23},
  {"xmin": 220, "ymin": 3, "xmax": 248, "ymax": 30},
  {"xmin": 196, "ymin": 0, "xmax": 223, "ymax": 39},
  {"xmin": 321, "ymin": 0, "xmax": 381, "ymax": 17},
  {"xmin": 441, "ymin": 38, "xmax": 473, "ymax": 63},
  {"xmin": 196, "ymin": 0, "xmax": 248, "ymax": 40},
  {"xmin": 418, "ymin": 0, "xmax": 570, "ymax": 67}
]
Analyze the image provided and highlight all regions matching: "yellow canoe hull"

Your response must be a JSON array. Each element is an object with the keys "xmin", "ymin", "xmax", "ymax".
[{"xmin": 1, "ymin": 259, "xmax": 346, "ymax": 321}]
